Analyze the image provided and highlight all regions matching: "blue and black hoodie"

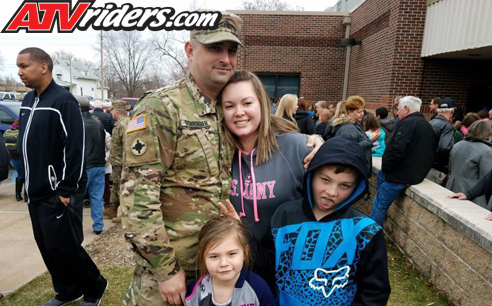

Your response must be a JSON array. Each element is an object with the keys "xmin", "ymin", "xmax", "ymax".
[{"xmin": 270, "ymin": 137, "xmax": 391, "ymax": 306}]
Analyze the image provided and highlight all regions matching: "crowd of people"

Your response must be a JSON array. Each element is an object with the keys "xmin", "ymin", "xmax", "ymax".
[{"xmin": 2, "ymin": 10, "xmax": 492, "ymax": 306}]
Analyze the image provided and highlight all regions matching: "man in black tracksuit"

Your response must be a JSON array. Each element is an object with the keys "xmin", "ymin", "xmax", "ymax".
[{"xmin": 17, "ymin": 48, "xmax": 107, "ymax": 306}]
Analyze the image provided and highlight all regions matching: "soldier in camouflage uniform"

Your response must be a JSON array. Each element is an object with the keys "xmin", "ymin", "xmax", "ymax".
[
  {"xmin": 103, "ymin": 100, "xmax": 130, "ymax": 223},
  {"xmin": 121, "ymin": 12, "xmax": 244, "ymax": 306}
]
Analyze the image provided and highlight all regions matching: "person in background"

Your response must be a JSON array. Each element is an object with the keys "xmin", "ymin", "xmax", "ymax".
[
  {"xmin": 315, "ymin": 108, "xmax": 331, "ymax": 140},
  {"xmin": 275, "ymin": 94, "xmax": 298, "ymax": 128},
  {"xmin": 456, "ymin": 112, "xmax": 480, "ymax": 137},
  {"xmin": 77, "ymin": 96, "xmax": 106, "ymax": 235},
  {"xmin": 364, "ymin": 112, "xmax": 386, "ymax": 157},
  {"xmin": 375, "ymin": 107, "xmax": 395, "ymax": 145},
  {"xmin": 370, "ymin": 96, "xmax": 435, "ymax": 226},
  {"xmin": 17, "ymin": 47, "xmax": 107, "ymax": 306},
  {"xmin": 294, "ymin": 96, "xmax": 315, "ymax": 134},
  {"xmin": 306, "ymin": 104, "xmax": 314, "ymax": 116},
  {"xmin": 449, "ymin": 167, "xmax": 492, "ymax": 220},
  {"xmin": 446, "ymin": 120, "xmax": 492, "ymax": 210},
  {"xmin": 92, "ymin": 100, "xmax": 115, "ymax": 135},
  {"xmin": 313, "ymin": 100, "xmax": 327, "ymax": 127},
  {"xmin": 427, "ymin": 97, "xmax": 458, "ymax": 185},
  {"xmin": 429, "ymin": 97, "xmax": 441, "ymax": 120},
  {"xmin": 328, "ymin": 102, "xmax": 336, "ymax": 117},
  {"xmin": 4, "ymin": 119, "xmax": 25, "ymax": 201},
  {"xmin": 331, "ymin": 96, "xmax": 381, "ymax": 176},
  {"xmin": 477, "ymin": 109, "xmax": 489, "ymax": 120}
]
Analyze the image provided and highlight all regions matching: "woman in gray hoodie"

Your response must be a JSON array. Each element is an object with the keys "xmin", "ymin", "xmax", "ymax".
[{"xmin": 219, "ymin": 70, "xmax": 314, "ymax": 291}]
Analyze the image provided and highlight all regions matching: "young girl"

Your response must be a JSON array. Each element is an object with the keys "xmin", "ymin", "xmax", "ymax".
[
  {"xmin": 363, "ymin": 112, "xmax": 386, "ymax": 157},
  {"xmin": 186, "ymin": 216, "xmax": 275, "ymax": 306}
]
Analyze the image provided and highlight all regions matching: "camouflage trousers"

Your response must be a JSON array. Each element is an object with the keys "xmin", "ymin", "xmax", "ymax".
[
  {"xmin": 122, "ymin": 258, "xmax": 198, "ymax": 306},
  {"xmin": 110, "ymin": 166, "xmax": 122, "ymax": 208}
]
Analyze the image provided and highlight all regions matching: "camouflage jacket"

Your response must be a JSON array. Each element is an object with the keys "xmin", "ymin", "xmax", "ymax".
[
  {"xmin": 121, "ymin": 73, "xmax": 233, "ymax": 281},
  {"xmin": 109, "ymin": 116, "xmax": 130, "ymax": 167}
]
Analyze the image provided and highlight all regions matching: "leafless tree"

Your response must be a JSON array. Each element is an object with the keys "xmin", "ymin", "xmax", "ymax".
[
  {"xmin": 151, "ymin": 31, "xmax": 189, "ymax": 80},
  {"xmin": 241, "ymin": 0, "xmax": 303, "ymax": 11},
  {"xmin": 0, "ymin": 51, "xmax": 5, "ymax": 71},
  {"xmin": 101, "ymin": 31, "xmax": 154, "ymax": 97}
]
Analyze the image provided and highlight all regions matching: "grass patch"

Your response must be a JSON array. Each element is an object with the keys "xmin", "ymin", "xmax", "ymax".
[
  {"xmin": 0, "ymin": 266, "xmax": 133, "ymax": 306},
  {"xmin": 1, "ymin": 243, "xmax": 452, "ymax": 306},
  {"xmin": 387, "ymin": 241, "xmax": 451, "ymax": 306}
]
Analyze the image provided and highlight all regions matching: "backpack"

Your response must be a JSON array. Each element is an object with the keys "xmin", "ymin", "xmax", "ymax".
[{"xmin": 3, "ymin": 128, "xmax": 19, "ymax": 155}]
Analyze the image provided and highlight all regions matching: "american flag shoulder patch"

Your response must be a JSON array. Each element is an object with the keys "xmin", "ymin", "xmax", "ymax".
[{"xmin": 126, "ymin": 114, "xmax": 147, "ymax": 133}]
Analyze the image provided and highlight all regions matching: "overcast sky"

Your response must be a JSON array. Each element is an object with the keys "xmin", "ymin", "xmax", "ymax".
[{"xmin": 0, "ymin": 0, "xmax": 339, "ymax": 78}]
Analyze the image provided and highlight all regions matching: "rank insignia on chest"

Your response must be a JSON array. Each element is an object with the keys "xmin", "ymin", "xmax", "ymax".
[
  {"xmin": 127, "ymin": 114, "xmax": 147, "ymax": 133},
  {"xmin": 131, "ymin": 138, "xmax": 147, "ymax": 156}
]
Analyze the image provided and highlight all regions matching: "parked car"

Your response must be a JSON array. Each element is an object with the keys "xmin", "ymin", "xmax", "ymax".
[
  {"xmin": 0, "ymin": 92, "xmax": 19, "ymax": 101},
  {"xmin": 0, "ymin": 101, "xmax": 21, "ymax": 135}
]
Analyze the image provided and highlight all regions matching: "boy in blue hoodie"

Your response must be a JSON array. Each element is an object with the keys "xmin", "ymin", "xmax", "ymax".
[{"xmin": 270, "ymin": 137, "xmax": 391, "ymax": 306}]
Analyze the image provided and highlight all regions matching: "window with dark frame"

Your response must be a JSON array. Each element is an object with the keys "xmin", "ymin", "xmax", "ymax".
[{"xmin": 256, "ymin": 73, "xmax": 301, "ymax": 103}]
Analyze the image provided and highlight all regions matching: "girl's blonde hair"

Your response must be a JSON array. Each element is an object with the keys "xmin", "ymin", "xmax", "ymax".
[
  {"xmin": 219, "ymin": 70, "xmax": 298, "ymax": 165},
  {"xmin": 333, "ymin": 100, "xmax": 347, "ymax": 120},
  {"xmin": 275, "ymin": 94, "xmax": 298, "ymax": 127},
  {"xmin": 196, "ymin": 216, "xmax": 251, "ymax": 275}
]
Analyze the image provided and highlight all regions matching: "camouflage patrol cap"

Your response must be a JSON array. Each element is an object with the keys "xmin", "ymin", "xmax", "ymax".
[
  {"xmin": 190, "ymin": 11, "xmax": 244, "ymax": 48},
  {"xmin": 111, "ymin": 100, "xmax": 127, "ymax": 110}
]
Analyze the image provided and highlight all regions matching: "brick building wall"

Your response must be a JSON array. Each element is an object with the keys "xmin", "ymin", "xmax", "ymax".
[
  {"xmin": 235, "ymin": 12, "xmax": 346, "ymax": 104},
  {"xmin": 347, "ymin": 0, "xmax": 427, "ymax": 110}
]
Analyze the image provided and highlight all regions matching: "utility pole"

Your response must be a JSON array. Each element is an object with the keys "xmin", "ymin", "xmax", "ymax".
[{"xmin": 100, "ymin": 30, "xmax": 104, "ymax": 99}]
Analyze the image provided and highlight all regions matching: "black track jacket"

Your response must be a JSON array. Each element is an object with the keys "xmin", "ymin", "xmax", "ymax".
[{"xmin": 19, "ymin": 79, "xmax": 85, "ymax": 202}]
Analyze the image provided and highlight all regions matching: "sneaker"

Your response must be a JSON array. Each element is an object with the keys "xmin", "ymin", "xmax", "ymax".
[
  {"xmin": 82, "ymin": 278, "xmax": 108, "ymax": 306},
  {"xmin": 42, "ymin": 295, "xmax": 83, "ymax": 306},
  {"xmin": 93, "ymin": 230, "xmax": 102, "ymax": 235}
]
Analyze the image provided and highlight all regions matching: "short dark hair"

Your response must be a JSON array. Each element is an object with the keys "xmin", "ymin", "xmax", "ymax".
[
  {"xmin": 392, "ymin": 103, "xmax": 399, "ymax": 112},
  {"xmin": 317, "ymin": 164, "xmax": 359, "ymax": 180},
  {"xmin": 18, "ymin": 47, "xmax": 53, "ymax": 73},
  {"xmin": 477, "ymin": 110, "xmax": 489, "ymax": 119},
  {"xmin": 431, "ymin": 97, "xmax": 441, "ymax": 105},
  {"xmin": 375, "ymin": 107, "xmax": 388, "ymax": 119},
  {"xmin": 463, "ymin": 113, "xmax": 480, "ymax": 128}
]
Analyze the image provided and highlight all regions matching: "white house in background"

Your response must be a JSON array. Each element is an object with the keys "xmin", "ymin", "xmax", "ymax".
[{"xmin": 52, "ymin": 59, "xmax": 109, "ymax": 99}]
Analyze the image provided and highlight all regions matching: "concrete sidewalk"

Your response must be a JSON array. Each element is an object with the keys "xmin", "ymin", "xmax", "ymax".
[{"xmin": 0, "ymin": 171, "xmax": 114, "ymax": 294}]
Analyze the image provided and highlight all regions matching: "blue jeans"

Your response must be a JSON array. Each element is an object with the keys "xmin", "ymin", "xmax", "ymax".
[
  {"xmin": 10, "ymin": 158, "xmax": 24, "ymax": 179},
  {"xmin": 370, "ymin": 170, "xmax": 407, "ymax": 226},
  {"xmin": 85, "ymin": 167, "xmax": 105, "ymax": 231}
]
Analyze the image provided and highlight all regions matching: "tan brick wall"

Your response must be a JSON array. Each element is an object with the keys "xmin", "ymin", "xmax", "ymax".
[{"xmin": 355, "ymin": 165, "xmax": 492, "ymax": 306}]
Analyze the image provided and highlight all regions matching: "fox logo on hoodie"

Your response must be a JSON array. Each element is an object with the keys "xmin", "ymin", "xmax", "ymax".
[{"xmin": 309, "ymin": 266, "xmax": 350, "ymax": 298}]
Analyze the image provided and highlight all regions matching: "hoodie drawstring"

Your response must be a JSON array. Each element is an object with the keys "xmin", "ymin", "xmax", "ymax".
[{"xmin": 238, "ymin": 149, "xmax": 260, "ymax": 222}]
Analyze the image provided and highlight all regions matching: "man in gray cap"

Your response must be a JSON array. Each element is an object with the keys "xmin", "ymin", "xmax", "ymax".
[{"xmin": 120, "ymin": 12, "xmax": 244, "ymax": 306}]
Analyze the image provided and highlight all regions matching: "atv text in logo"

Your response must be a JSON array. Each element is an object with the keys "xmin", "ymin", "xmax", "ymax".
[{"xmin": 2, "ymin": 0, "xmax": 221, "ymax": 33}]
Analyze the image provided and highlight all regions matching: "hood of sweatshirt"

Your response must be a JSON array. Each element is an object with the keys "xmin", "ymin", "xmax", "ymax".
[
  {"xmin": 303, "ymin": 136, "xmax": 369, "ymax": 221},
  {"xmin": 379, "ymin": 117, "xmax": 396, "ymax": 132},
  {"xmin": 294, "ymin": 110, "xmax": 310, "ymax": 120}
]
